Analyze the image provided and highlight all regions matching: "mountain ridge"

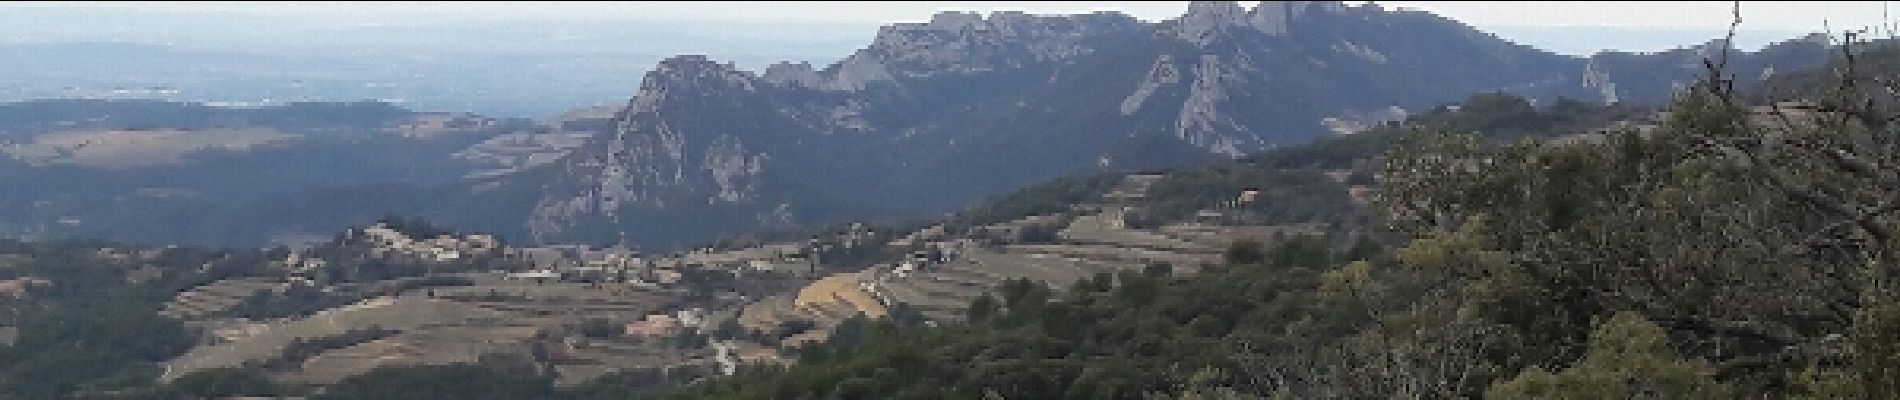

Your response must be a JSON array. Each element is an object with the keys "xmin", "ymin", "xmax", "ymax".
[{"xmin": 492, "ymin": 1, "xmax": 1829, "ymax": 247}]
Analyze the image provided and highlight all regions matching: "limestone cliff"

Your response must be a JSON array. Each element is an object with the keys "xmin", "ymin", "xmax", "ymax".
[{"xmin": 497, "ymin": 1, "xmax": 1828, "ymax": 246}]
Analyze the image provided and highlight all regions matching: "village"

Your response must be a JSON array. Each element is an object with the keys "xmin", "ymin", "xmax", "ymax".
[
  {"xmin": 152, "ymin": 213, "xmax": 895, "ymax": 386},
  {"xmin": 138, "ymin": 168, "xmax": 1346, "ymax": 390}
]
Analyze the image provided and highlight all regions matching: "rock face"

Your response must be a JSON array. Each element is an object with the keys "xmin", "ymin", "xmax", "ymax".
[
  {"xmin": 761, "ymin": 62, "xmax": 823, "ymax": 88},
  {"xmin": 1121, "ymin": 55, "xmax": 1182, "ymax": 115},
  {"xmin": 1177, "ymin": 1, "xmax": 1249, "ymax": 45},
  {"xmin": 492, "ymin": 1, "xmax": 1829, "ymax": 246}
]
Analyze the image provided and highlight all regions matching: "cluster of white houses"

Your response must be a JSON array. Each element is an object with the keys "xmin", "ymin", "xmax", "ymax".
[
  {"xmin": 270, "ymin": 221, "xmax": 859, "ymax": 289},
  {"xmin": 500, "ymin": 242, "xmax": 824, "ymax": 286},
  {"xmin": 347, "ymin": 223, "xmax": 502, "ymax": 262}
]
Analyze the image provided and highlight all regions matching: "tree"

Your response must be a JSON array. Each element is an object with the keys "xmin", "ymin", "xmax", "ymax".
[
  {"xmin": 1144, "ymin": 262, "xmax": 1174, "ymax": 278},
  {"xmin": 580, "ymin": 318, "xmax": 620, "ymax": 339},
  {"xmin": 1376, "ymin": 23, "xmax": 1900, "ymax": 393},
  {"xmin": 1487, "ymin": 312, "xmax": 1730, "ymax": 399},
  {"xmin": 968, "ymin": 293, "xmax": 1000, "ymax": 322},
  {"xmin": 316, "ymin": 360, "xmax": 551, "ymax": 400},
  {"xmin": 157, "ymin": 368, "xmax": 281, "ymax": 399},
  {"xmin": 713, "ymin": 319, "xmax": 747, "ymax": 341},
  {"xmin": 1223, "ymin": 240, "xmax": 1266, "ymax": 265}
]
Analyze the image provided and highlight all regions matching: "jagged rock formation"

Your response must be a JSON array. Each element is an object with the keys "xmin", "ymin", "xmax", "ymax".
[
  {"xmin": 1176, "ymin": 1, "xmax": 1249, "ymax": 45},
  {"xmin": 1580, "ymin": 34, "xmax": 1831, "ymax": 105},
  {"xmin": 489, "ymin": 1, "xmax": 1831, "ymax": 246}
]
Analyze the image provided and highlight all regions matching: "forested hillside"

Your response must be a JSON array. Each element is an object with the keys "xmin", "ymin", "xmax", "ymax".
[{"xmin": 0, "ymin": 240, "xmax": 279, "ymax": 398}]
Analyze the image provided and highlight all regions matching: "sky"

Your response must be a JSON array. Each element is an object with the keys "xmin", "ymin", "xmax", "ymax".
[{"xmin": 5, "ymin": 1, "xmax": 1893, "ymax": 31}]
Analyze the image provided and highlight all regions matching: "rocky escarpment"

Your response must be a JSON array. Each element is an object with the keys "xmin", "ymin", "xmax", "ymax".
[
  {"xmin": 1578, "ymin": 34, "xmax": 1832, "ymax": 105},
  {"xmin": 528, "ymin": 56, "xmax": 790, "ymax": 241},
  {"xmin": 775, "ymin": 10, "xmax": 1145, "ymax": 90},
  {"xmin": 522, "ymin": 11, "xmax": 1155, "ymax": 243},
  {"xmin": 501, "ymin": 1, "xmax": 1832, "ymax": 247}
]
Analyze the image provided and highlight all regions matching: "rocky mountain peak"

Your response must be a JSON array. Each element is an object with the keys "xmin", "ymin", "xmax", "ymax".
[
  {"xmin": 627, "ymin": 55, "xmax": 759, "ymax": 113},
  {"xmin": 758, "ymin": 10, "xmax": 1145, "ymax": 92},
  {"xmin": 841, "ymin": 10, "xmax": 1143, "ymax": 81},
  {"xmin": 1177, "ymin": 1, "xmax": 1249, "ymax": 44},
  {"xmin": 1176, "ymin": 1, "xmax": 1349, "ymax": 44},
  {"xmin": 924, "ymin": 11, "xmax": 987, "ymax": 31},
  {"xmin": 644, "ymin": 55, "xmax": 755, "ymax": 85},
  {"xmin": 1251, "ymin": 1, "xmax": 1343, "ymax": 35},
  {"xmin": 761, "ymin": 61, "xmax": 824, "ymax": 88}
]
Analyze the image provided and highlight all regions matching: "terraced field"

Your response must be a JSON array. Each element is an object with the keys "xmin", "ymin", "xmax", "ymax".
[
  {"xmin": 550, "ymin": 338, "xmax": 709, "ymax": 387},
  {"xmin": 162, "ymin": 278, "xmax": 281, "ymax": 319},
  {"xmin": 162, "ymin": 275, "xmax": 676, "ymax": 384},
  {"xmin": 850, "ymin": 174, "xmax": 1286, "ymax": 323},
  {"xmin": 792, "ymin": 272, "xmax": 885, "ymax": 319},
  {"xmin": 287, "ymin": 325, "xmax": 543, "ymax": 385},
  {"xmin": 162, "ymin": 297, "xmax": 512, "ymax": 381},
  {"xmin": 1155, "ymin": 223, "xmax": 1323, "ymax": 250}
]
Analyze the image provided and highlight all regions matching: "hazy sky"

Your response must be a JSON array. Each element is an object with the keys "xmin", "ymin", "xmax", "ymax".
[{"xmin": 6, "ymin": 1, "xmax": 1894, "ymax": 31}]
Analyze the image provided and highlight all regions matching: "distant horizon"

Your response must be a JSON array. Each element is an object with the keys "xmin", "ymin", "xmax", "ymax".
[
  {"xmin": 0, "ymin": 1, "xmax": 1876, "ymax": 117},
  {"xmin": 0, "ymin": 2, "xmax": 1869, "ymax": 57},
  {"xmin": 5, "ymin": 1, "xmax": 1891, "ymax": 29}
]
